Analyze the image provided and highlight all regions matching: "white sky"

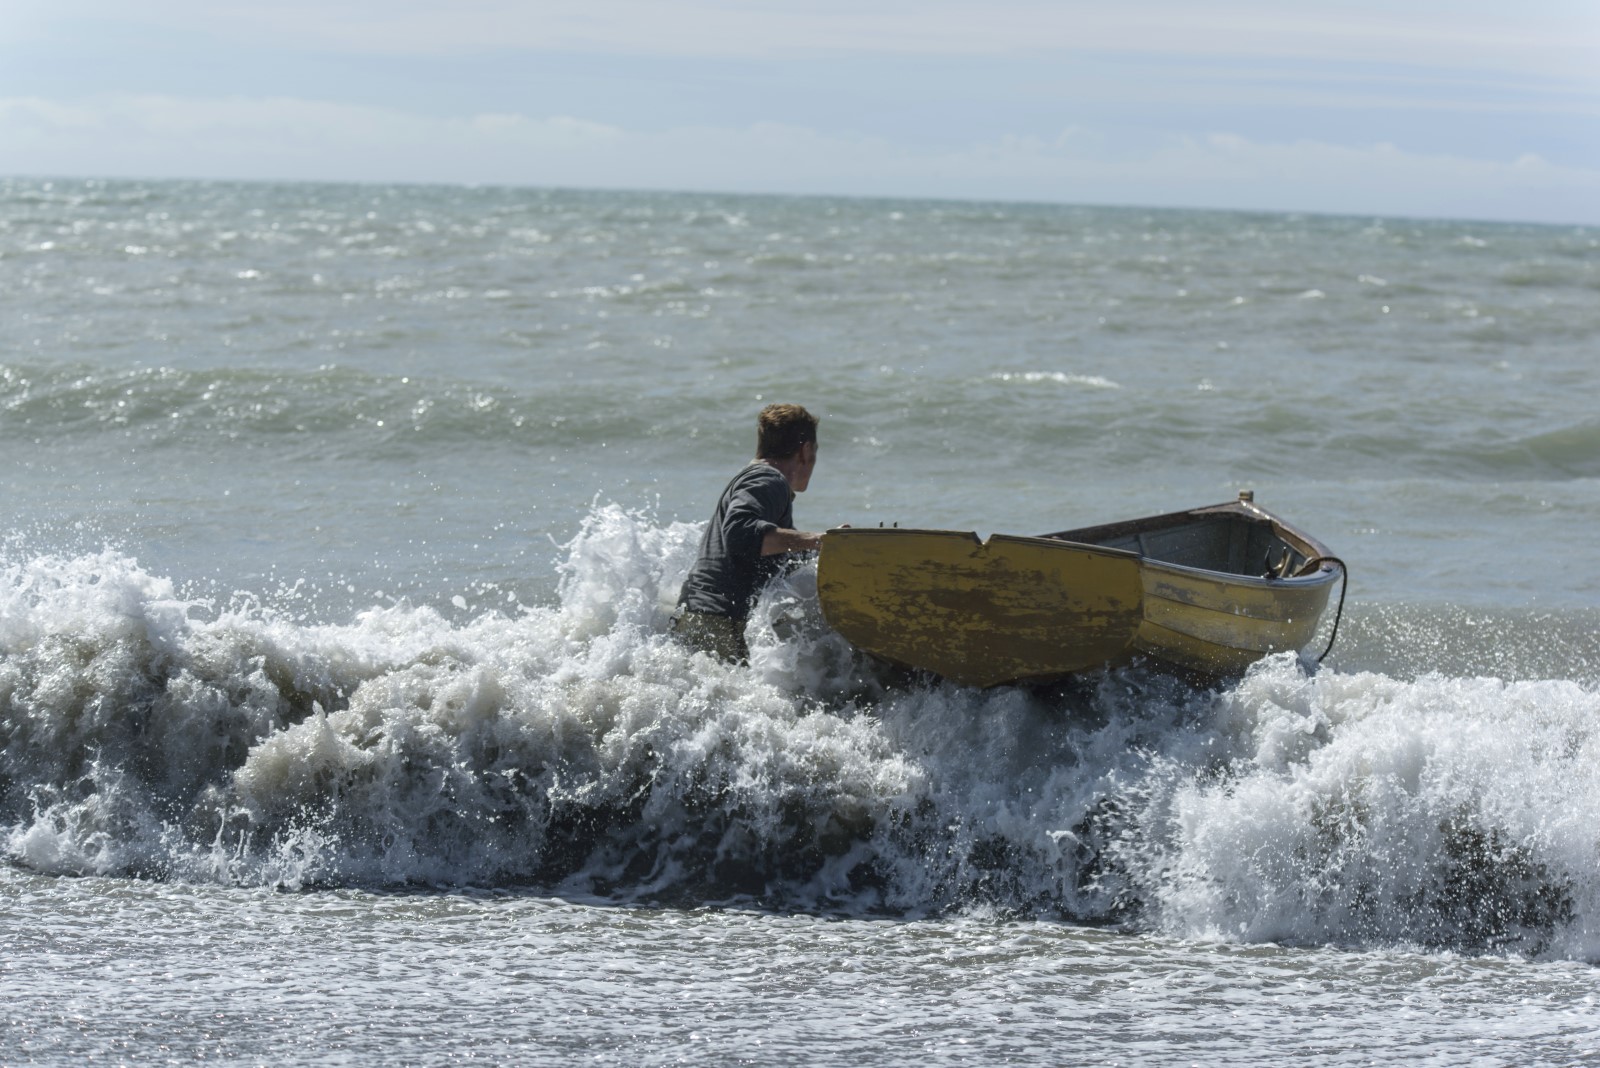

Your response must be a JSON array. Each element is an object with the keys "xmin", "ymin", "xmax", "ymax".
[{"xmin": 3, "ymin": 0, "xmax": 1598, "ymax": 223}]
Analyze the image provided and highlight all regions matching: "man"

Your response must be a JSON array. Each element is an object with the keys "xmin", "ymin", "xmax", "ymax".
[{"xmin": 673, "ymin": 403, "xmax": 831, "ymax": 663}]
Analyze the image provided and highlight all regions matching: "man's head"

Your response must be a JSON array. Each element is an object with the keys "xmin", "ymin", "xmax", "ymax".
[
  {"xmin": 756, "ymin": 404, "xmax": 818, "ymax": 460},
  {"xmin": 756, "ymin": 403, "xmax": 819, "ymax": 492}
]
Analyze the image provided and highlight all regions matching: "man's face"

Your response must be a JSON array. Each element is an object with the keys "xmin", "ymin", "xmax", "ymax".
[{"xmin": 792, "ymin": 440, "xmax": 817, "ymax": 492}]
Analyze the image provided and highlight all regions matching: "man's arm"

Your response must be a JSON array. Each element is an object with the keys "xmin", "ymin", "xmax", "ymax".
[{"xmin": 760, "ymin": 528, "xmax": 824, "ymax": 555}]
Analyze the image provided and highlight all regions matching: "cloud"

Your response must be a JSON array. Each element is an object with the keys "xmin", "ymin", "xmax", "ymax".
[
  {"xmin": 0, "ymin": 95, "xmax": 626, "ymax": 183},
  {"xmin": 13, "ymin": 0, "xmax": 1600, "ymax": 82},
  {"xmin": 1133, "ymin": 134, "xmax": 1600, "ymax": 221},
  {"xmin": 3, "ymin": 93, "xmax": 1597, "ymax": 225}
]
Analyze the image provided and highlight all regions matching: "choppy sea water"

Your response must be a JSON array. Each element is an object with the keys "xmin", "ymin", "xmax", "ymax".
[{"xmin": 3, "ymin": 178, "xmax": 1600, "ymax": 1064}]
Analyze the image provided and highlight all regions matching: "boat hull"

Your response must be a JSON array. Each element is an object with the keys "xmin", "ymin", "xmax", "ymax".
[{"xmin": 816, "ymin": 498, "xmax": 1342, "ymax": 687}]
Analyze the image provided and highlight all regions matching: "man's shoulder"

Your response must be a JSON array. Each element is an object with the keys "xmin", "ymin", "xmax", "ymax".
[{"xmin": 726, "ymin": 461, "xmax": 787, "ymax": 493}]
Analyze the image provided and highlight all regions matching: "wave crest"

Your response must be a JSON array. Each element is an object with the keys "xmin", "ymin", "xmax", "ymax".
[{"xmin": 4, "ymin": 509, "xmax": 1600, "ymax": 960}]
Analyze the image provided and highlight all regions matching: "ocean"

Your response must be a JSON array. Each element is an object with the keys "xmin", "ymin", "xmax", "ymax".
[{"xmin": 2, "ymin": 176, "xmax": 1599, "ymax": 1065}]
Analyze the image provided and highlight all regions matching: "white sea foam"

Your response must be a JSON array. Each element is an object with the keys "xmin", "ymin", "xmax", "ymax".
[
  {"xmin": 1121, "ymin": 667, "xmax": 1600, "ymax": 957},
  {"xmin": 3, "ymin": 507, "xmax": 1599, "ymax": 959},
  {"xmin": 989, "ymin": 371, "xmax": 1121, "ymax": 389}
]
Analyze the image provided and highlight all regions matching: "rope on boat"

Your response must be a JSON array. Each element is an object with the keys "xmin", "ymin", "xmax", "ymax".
[{"xmin": 1302, "ymin": 556, "xmax": 1349, "ymax": 664}]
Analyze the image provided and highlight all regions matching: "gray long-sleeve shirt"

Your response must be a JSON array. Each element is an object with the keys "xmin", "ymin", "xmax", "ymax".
[{"xmin": 676, "ymin": 462, "xmax": 794, "ymax": 620}]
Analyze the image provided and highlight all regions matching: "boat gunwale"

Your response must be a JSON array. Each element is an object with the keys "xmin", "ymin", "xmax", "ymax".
[{"xmin": 823, "ymin": 499, "xmax": 1343, "ymax": 591}]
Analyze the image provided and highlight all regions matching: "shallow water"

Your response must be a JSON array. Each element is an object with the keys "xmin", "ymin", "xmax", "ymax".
[{"xmin": 8, "ymin": 871, "xmax": 1600, "ymax": 1067}]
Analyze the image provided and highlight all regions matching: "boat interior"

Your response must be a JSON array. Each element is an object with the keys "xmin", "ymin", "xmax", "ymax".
[{"xmin": 1042, "ymin": 510, "xmax": 1314, "ymax": 579}]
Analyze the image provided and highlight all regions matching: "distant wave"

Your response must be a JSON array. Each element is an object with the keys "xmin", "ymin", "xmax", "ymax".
[
  {"xmin": 990, "ymin": 372, "xmax": 1121, "ymax": 389},
  {"xmin": 1512, "ymin": 420, "xmax": 1600, "ymax": 478},
  {"xmin": 0, "ymin": 361, "xmax": 658, "ymax": 453},
  {"xmin": 11, "ymin": 359, "xmax": 1594, "ymax": 487}
]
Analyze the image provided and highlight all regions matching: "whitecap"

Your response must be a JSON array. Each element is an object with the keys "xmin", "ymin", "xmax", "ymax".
[{"xmin": 989, "ymin": 371, "xmax": 1121, "ymax": 389}]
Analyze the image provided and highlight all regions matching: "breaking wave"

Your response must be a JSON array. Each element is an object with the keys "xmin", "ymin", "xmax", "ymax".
[{"xmin": 3, "ymin": 505, "xmax": 1599, "ymax": 960}]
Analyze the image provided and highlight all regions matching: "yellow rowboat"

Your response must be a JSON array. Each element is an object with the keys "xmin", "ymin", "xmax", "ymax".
[{"xmin": 816, "ymin": 491, "xmax": 1346, "ymax": 688}]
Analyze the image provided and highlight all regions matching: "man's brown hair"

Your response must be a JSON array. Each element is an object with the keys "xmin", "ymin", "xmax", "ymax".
[{"xmin": 756, "ymin": 403, "xmax": 818, "ymax": 459}]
